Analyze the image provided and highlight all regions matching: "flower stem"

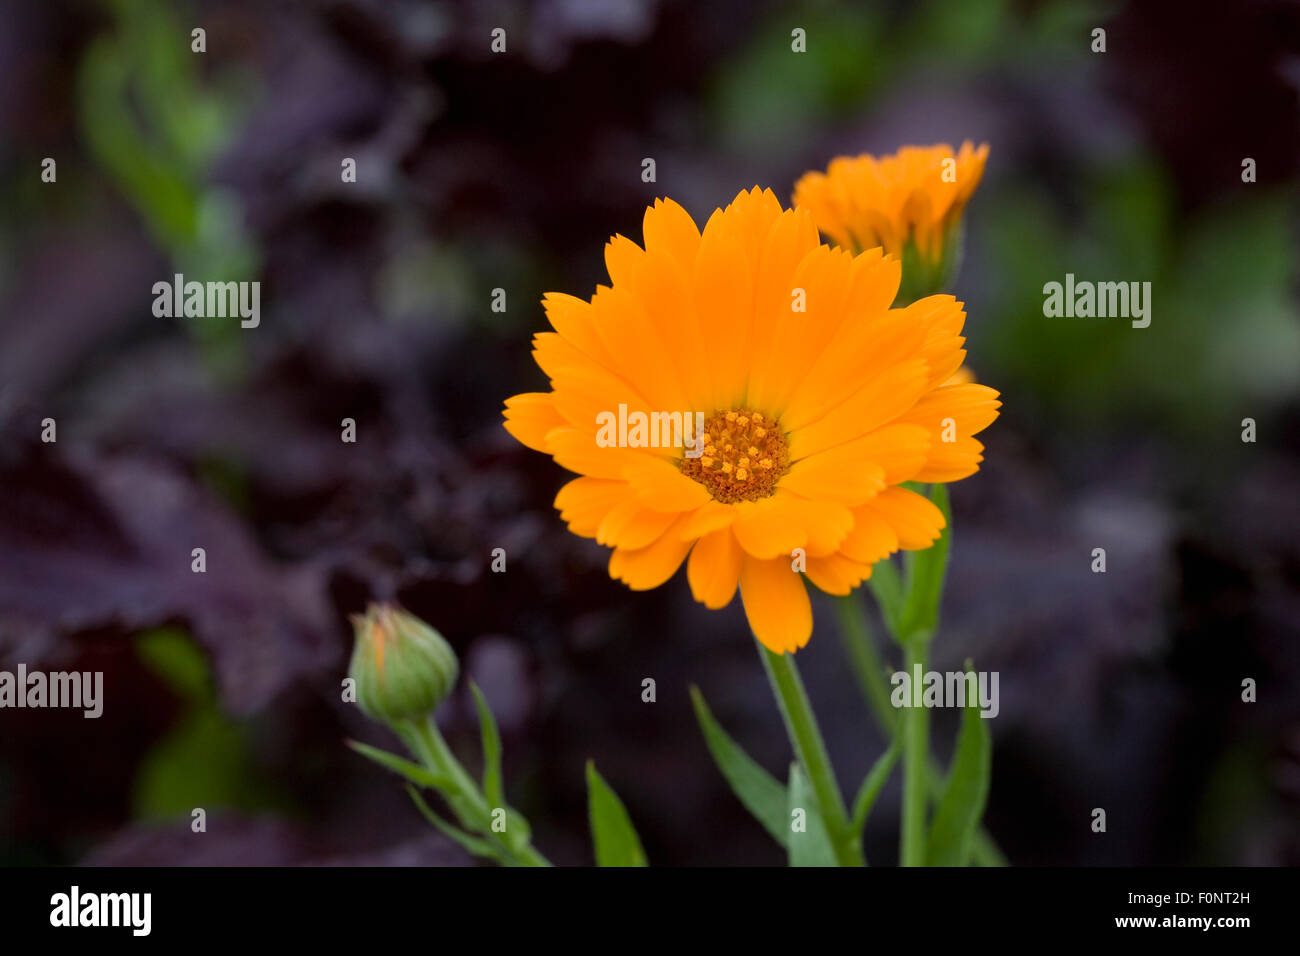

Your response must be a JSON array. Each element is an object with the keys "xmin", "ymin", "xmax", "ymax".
[
  {"xmin": 757, "ymin": 641, "xmax": 862, "ymax": 867},
  {"xmin": 833, "ymin": 595, "xmax": 897, "ymax": 733},
  {"xmin": 406, "ymin": 716, "xmax": 552, "ymax": 867},
  {"xmin": 837, "ymin": 590, "xmax": 1006, "ymax": 866},
  {"xmin": 900, "ymin": 637, "xmax": 929, "ymax": 866}
]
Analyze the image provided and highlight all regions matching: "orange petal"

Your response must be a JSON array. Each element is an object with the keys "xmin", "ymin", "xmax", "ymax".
[
  {"xmin": 731, "ymin": 495, "xmax": 807, "ymax": 560},
  {"xmin": 542, "ymin": 292, "xmax": 614, "ymax": 368},
  {"xmin": 687, "ymin": 528, "xmax": 743, "ymax": 609},
  {"xmin": 597, "ymin": 499, "xmax": 681, "ymax": 550},
  {"xmin": 785, "ymin": 493, "xmax": 855, "ymax": 557},
  {"xmin": 899, "ymin": 383, "xmax": 1002, "ymax": 438},
  {"xmin": 779, "ymin": 303, "xmax": 928, "ymax": 431},
  {"xmin": 758, "ymin": 244, "xmax": 856, "ymax": 417},
  {"xmin": 633, "ymin": 247, "xmax": 712, "ymax": 411},
  {"xmin": 779, "ymin": 456, "xmax": 886, "ymax": 506},
  {"xmin": 677, "ymin": 499, "xmax": 737, "ymax": 540},
  {"xmin": 641, "ymin": 197, "xmax": 701, "ymax": 270},
  {"xmin": 608, "ymin": 516, "xmax": 694, "ymax": 590},
  {"xmin": 604, "ymin": 233, "xmax": 644, "ymax": 289},
  {"xmin": 861, "ymin": 486, "xmax": 945, "ymax": 550},
  {"xmin": 621, "ymin": 456, "xmax": 714, "ymax": 511},
  {"xmin": 787, "ymin": 358, "xmax": 930, "ymax": 461},
  {"xmin": 693, "ymin": 212, "xmax": 754, "ymax": 411},
  {"xmin": 789, "ymin": 423, "xmax": 931, "ymax": 487},
  {"xmin": 908, "ymin": 295, "xmax": 968, "ymax": 389},
  {"xmin": 548, "ymin": 428, "xmax": 663, "ymax": 478},
  {"xmin": 746, "ymin": 208, "xmax": 822, "ymax": 412},
  {"xmin": 805, "ymin": 552, "xmax": 873, "ymax": 596},
  {"xmin": 740, "ymin": 554, "xmax": 813, "ymax": 653},
  {"xmin": 555, "ymin": 477, "xmax": 636, "ymax": 538},
  {"xmin": 588, "ymin": 284, "xmax": 689, "ymax": 412},
  {"xmin": 839, "ymin": 508, "xmax": 900, "ymax": 565},
  {"xmin": 502, "ymin": 392, "xmax": 565, "ymax": 453},
  {"xmin": 912, "ymin": 436, "xmax": 987, "ymax": 483}
]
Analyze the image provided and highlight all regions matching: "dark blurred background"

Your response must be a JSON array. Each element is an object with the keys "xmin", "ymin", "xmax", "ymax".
[{"xmin": 1, "ymin": 0, "xmax": 1298, "ymax": 866}]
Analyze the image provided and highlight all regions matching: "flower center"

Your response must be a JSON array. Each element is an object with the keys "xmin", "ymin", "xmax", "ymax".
[{"xmin": 679, "ymin": 407, "xmax": 790, "ymax": 504}]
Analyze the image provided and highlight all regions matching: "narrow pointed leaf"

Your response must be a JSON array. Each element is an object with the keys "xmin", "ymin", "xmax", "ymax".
[
  {"xmin": 406, "ymin": 785, "xmax": 514, "ymax": 865},
  {"xmin": 469, "ymin": 682, "xmax": 504, "ymax": 809},
  {"xmin": 347, "ymin": 739, "xmax": 457, "ymax": 792},
  {"xmin": 867, "ymin": 557, "xmax": 905, "ymax": 637},
  {"xmin": 690, "ymin": 685, "xmax": 789, "ymax": 848},
  {"xmin": 926, "ymin": 681, "xmax": 992, "ymax": 866},
  {"xmin": 851, "ymin": 740, "xmax": 900, "ymax": 838},
  {"xmin": 499, "ymin": 804, "xmax": 533, "ymax": 852},
  {"xmin": 349, "ymin": 739, "xmax": 486, "ymax": 832},
  {"xmin": 586, "ymin": 762, "xmax": 648, "ymax": 867},
  {"xmin": 787, "ymin": 762, "xmax": 838, "ymax": 866},
  {"xmin": 898, "ymin": 483, "xmax": 951, "ymax": 643}
]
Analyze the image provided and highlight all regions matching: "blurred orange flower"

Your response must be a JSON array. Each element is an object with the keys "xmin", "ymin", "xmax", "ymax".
[{"xmin": 794, "ymin": 142, "xmax": 989, "ymax": 299}]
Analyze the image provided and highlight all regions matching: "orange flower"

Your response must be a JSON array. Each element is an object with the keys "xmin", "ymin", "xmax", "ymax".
[
  {"xmin": 503, "ymin": 188, "xmax": 999, "ymax": 653},
  {"xmin": 794, "ymin": 142, "xmax": 989, "ymax": 299}
]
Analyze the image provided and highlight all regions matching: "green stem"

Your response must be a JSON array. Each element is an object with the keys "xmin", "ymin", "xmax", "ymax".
[
  {"xmin": 833, "ymin": 595, "xmax": 897, "ymax": 733},
  {"xmin": 405, "ymin": 717, "xmax": 552, "ymax": 867},
  {"xmin": 838, "ymin": 590, "xmax": 1006, "ymax": 866},
  {"xmin": 900, "ymin": 638, "xmax": 929, "ymax": 866},
  {"xmin": 970, "ymin": 827, "xmax": 1008, "ymax": 867},
  {"xmin": 505, "ymin": 839, "xmax": 551, "ymax": 867},
  {"xmin": 757, "ymin": 641, "xmax": 862, "ymax": 867}
]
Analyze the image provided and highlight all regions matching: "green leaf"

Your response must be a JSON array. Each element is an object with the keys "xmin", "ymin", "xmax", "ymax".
[
  {"xmin": 586, "ymin": 762, "xmax": 648, "ymax": 867},
  {"xmin": 346, "ymin": 739, "xmax": 457, "ymax": 792},
  {"xmin": 897, "ymin": 483, "xmax": 952, "ymax": 643},
  {"xmin": 690, "ymin": 686, "xmax": 789, "ymax": 848},
  {"xmin": 383, "ymin": 725, "xmax": 492, "ymax": 832},
  {"xmin": 787, "ymin": 763, "xmax": 838, "ymax": 867},
  {"xmin": 868, "ymin": 558, "xmax": 905, "ymax": 637},
  {"xmin": 499, "ymin": 804, "xmax": 533, "ymax": 852},
  {"xmin": 926, "ymin": 676, "xmax": 992, "ymax": 866},
  {"xmin": 406, "ymin": 786, "xmax": 514, "ymax": 865},
  {"xmin": 850, "ymin": 740, "xmax": 900, "ymax": 839},
  {"xmin": 971, "ymin": 828, "xmax": 1009, "ymax": 867},
  {"xmin": 469, "ymin": 682, "xmax": 504, "ymax": 809}
]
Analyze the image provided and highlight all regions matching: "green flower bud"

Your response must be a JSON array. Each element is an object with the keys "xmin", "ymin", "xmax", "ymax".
[
  {"xmin": 348, "ymin": 603, "xmax": 459, "ymax": 725},
  {"xmin": 895, "ymin": 224, "xmax": 963, "ymax": 306}
]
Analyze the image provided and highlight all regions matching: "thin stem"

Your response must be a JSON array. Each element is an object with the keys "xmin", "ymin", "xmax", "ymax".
[
  {"xmin": 970, "ymin": 828, "xmax": 1008, "ymax": 867},
  {"xmin": 757, "ymin": 641, "xmax": 862, "ymax": 867},
  {"xmin": 405, "ymin": 717, "xmax": 553, "ymax": 867},
  {"xmin": 900, "ymin": 638, "xmax": 929, "ymax": 866},
  {"xmin": 834, "ymin": 595, "xmax": 897, "ymax": 734},
  {"xmin": 413, "ymin": 718, "xmax": 483, "ymax": 809},
  {"xmin": 838, "ymin": 590, "xmax": 1006, "ymax": 866}
]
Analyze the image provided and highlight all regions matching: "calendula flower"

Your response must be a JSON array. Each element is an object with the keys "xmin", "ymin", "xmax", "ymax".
[
  {"xmin": 794, "ymin": 142, "xmax": 989, "ymax": 302},
  {"xmin": 503, "ymin": 188, "xmax": 999, "ymax": 653}
]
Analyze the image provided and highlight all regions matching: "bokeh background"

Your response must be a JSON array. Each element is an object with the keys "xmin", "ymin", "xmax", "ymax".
[{"xmin": 1, "ymin": 0, "xmax": 1298, "ymax": 866}]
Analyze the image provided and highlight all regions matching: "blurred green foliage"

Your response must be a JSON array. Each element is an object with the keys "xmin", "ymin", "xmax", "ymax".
[
  {"xmin": 132, "ymin": 629, "xmax": 283, "ymax": 821},
  {"xmin": 711, "ymin": 0, "xmax": 1297, "ymax": 452},
  {"xmin": 982, "ymin": 165, "xmax": 1299, "ymax": 441},
  {"xmin": 78, "ymin": 0, "xmax": 258, "ymax": 377}
]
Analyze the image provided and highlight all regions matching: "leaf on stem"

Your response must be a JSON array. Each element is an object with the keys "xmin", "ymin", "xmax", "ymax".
[
  {"xmin": 407, "ymin": 785, "xmax": 515, "ymax": 865},
  {"xmin": 867, "ymin": 558, "xmax": 905, "ymax": 637},
  {"xmin": 347, "ymin": 739, "xmax": 457, "ymax": 792},
  {"xmin": 897, "ymin": 483, "xmax": 951, "ymax": 643},
  {"xmin": 787, "ymin": 763, "xmax": 838, "ymax": 867},
  {"xmin": 851, "ymin": 740, "xmax": 900, "ymax": 839},
  {"xmin": 690, "ymin": 685, "xmax": 790, "ymax": 848},
  {"xmin": 469, "ymin": 682, "xmax": 504, "ymax": 809},
  {"xmin": 586, "ymin": 762, "xmax": 648, "ymax": 867},
  {"xmin": 925, "ymin": 674, "xmax": 992, "ymax": 866}
]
